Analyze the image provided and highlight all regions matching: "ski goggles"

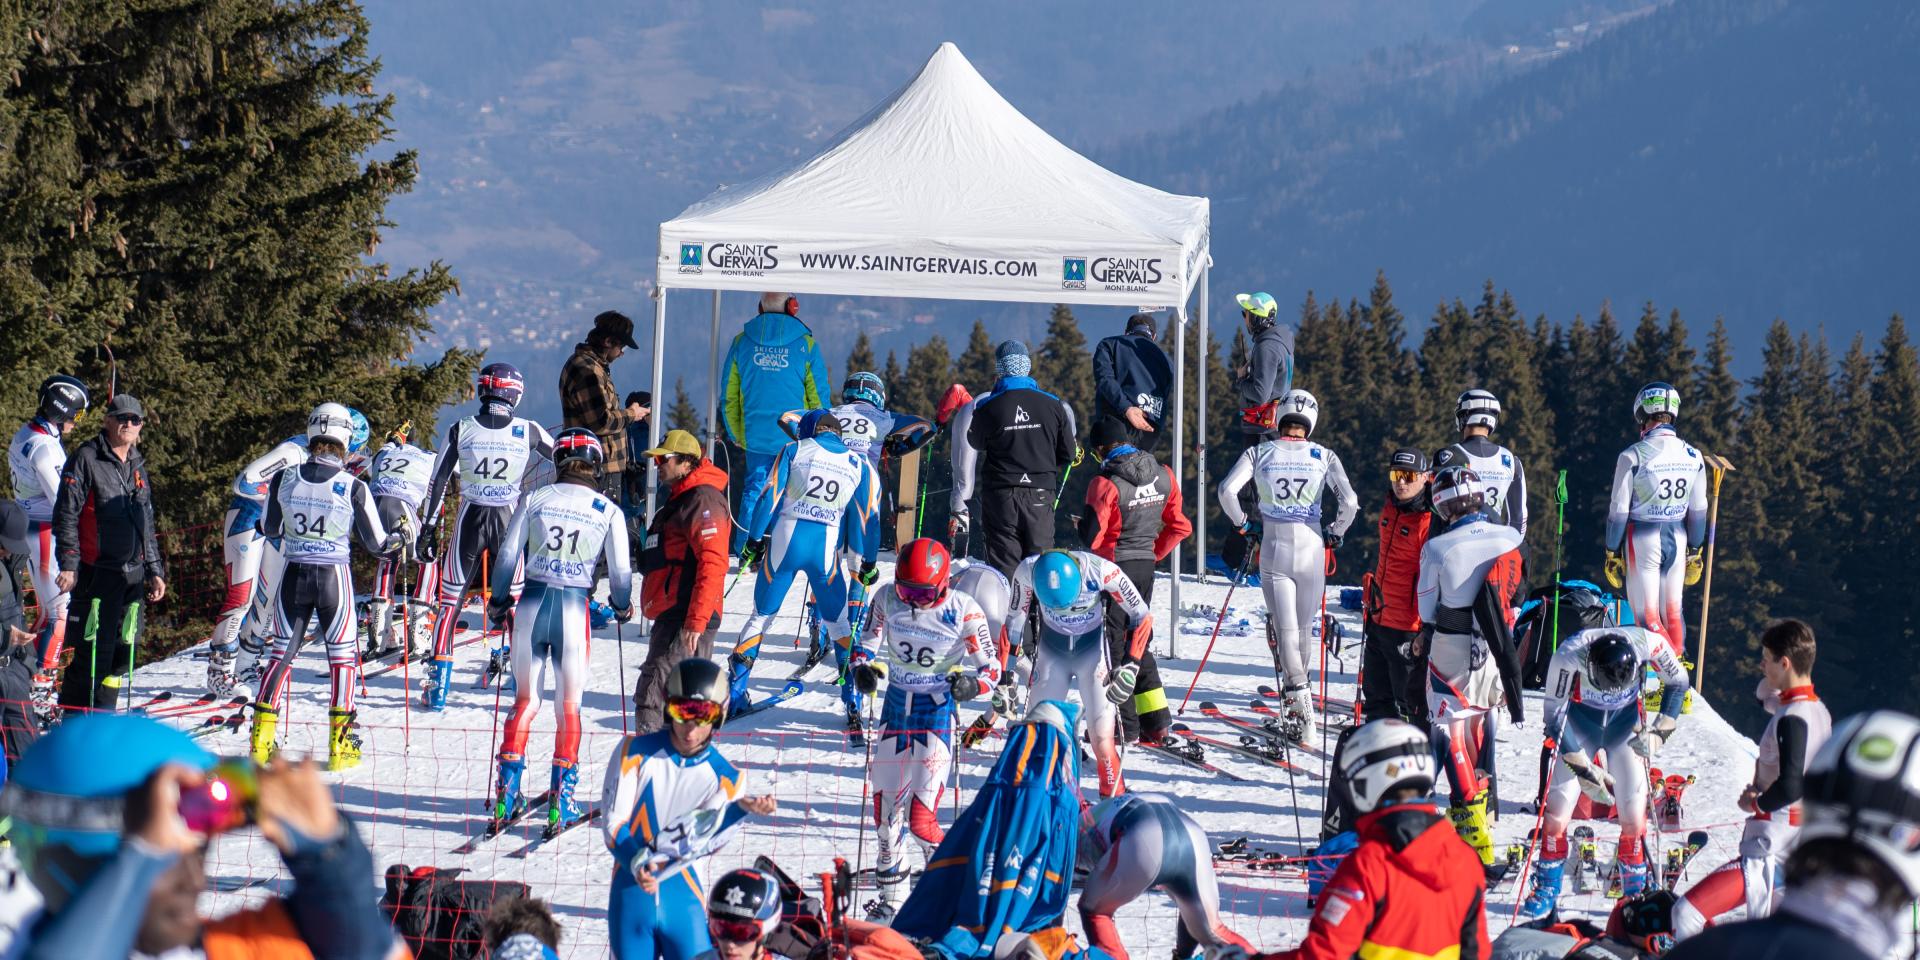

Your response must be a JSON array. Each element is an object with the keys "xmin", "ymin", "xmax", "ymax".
[
  {"xmin": 708, "ymin": 917, "xmax": 766, "ymax": 944},
  {"xmin": 666, "ymin": 698, "xmax": 723, "ymax": 726},
  {"xmin": 1388, "ymin": 469, "xmax": 1426, "ymax": 485},
  {"xmin": 894, "ymin": 581, "xmax": 946, "ymax": 609}
]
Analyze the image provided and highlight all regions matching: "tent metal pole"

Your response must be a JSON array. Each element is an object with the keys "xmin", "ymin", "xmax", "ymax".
[
  {"xmin": 647, "ymin": 286, "xmax": 668, "ymax": 521},
  {"xmin": 1169, "ymin": 302, "xmax": 1186, "ymax": 660},
  {"xmin": 708, "ymin": 290, "xmax": 722, "ymax": 456},
  {"xmin": 1196, "ymin": 265, "xmax": 1209, "ymax": 584}
]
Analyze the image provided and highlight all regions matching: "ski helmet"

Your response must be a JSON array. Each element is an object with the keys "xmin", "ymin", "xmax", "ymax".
[
  {"xmin": 1337, "ymin": 718, "xmax": 1436, "ymax": 814},
  {"xmin": 476, "ymin": 362, "xmax": 525, "ymax": 410},
  {"xmin": 36, "ymin": 375, "xmax": 88, "ymax": 425},
  {"xmin": 1429, "ymin": 465, "xmax": 1486, "ymax": 523},
  {"xmin": 552, "ymin": 427, "xmax": 605, "ymax": 470},
  {"xmin": 1633, "ymin": 382, "xmax": 1681, "ymax": 426},
  {"xmin": 796, "ymin": 410, "xmax": 841, "ymax": 437},
  {"xmin": 1235, "ymin": 292, "xmax": 1279, "ymax": 333},
  {"xmin": 667, "ymin": 656, "xmax": 729, "ymax": 711},
  {"xmin": 307, "ymin": 402, "xmax": 357, "ymax": 448},
  {"xmin": 345, "ymin": 407, "xmax": 370, "ymax": 453},
  {"xmin": 1798, "ymin": 710, "xmax": 1920, "ymax": 898},
  {"xmin": 1455, "ymin": 389, "xmax": 1500, "ymax": 433},
  {"xmin": 1585, "ymin": 630, "xmax": 1641, "ymax": 694},
  {"xmin": 0, "ymin": 713, "xmax": 212, "ymax": 912},
  {"xmin": 1276, "ymin": 388, "xmax": 1319, "ymax": 436},
  {"xmin": 706, "ymin": 868, "xmax": 783, "ymax": 943},
  {"xmin": 1031, "ymin": 550, "xmax": 1083, "ymax": 610},
  {"xmin": 895, "ymin": 537, "xmax": 952, "ymax": 609},
  {"xmin": 843, "ymin": 371, "xmax": 886, "ymax": 409}
]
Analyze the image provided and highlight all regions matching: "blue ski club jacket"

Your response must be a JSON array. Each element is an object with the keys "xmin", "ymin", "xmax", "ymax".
[{"xmin": 721, "ymin": 311, "xmax": 831, "ymax": 455}]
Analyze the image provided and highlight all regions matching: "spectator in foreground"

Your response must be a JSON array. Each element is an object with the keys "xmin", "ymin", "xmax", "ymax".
[
  {"xmin": 1091, "ymin": 312, "xmax": 1173, "ymax": 452},
  {"xmin": 720, "ymin": 292, "xmax": 830, "ymax": 555},
  {"xmin": 0, "ymin": 712, "xmax": 404, "ymax": 959},
  {"xmin": 485, "ymin": 895, "xmax": 563, "ymax": 960},
  {"xmin": 632, "ymin": 430, "xmax": 730, "ymax": 733},
  {"xmin": 560, "ymin": 309, "xmax": 644, "ymax": 501},
  {"xmin": 0, "ymin": 502, "xmax": 40, "ymax": 766},
  {"xmin": 52, "ymin": 394, "xmax": 165, "ymax": 712}
]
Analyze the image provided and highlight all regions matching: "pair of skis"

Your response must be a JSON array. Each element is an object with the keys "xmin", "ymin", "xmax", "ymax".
[
  {"xmin": 450, "ymin": 790, "xmax": 601, "ymax": 857},
  {"xmin": 128, "ymin": 692, "xmax": 250, "ymax": 739},
  {"xmin": 1188, "ymin": 703, "xmax": 1321, "ymax": 777}
]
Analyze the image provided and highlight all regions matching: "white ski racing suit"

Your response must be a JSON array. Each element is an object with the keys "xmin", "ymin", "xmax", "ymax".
[
  {"xmin": 1417, "ymin": 513, "xmax": 1524, "ymax": 806},
  {"xmin": 366, "ymin": 439, "xmax": 439, "ymax": 654},
  {"xmin": 1607, "ymin": 424, "xmax": 1707, "ymax": 656},
  {"xmin": 10, "ymin": 417, "xmax": 70, "ymax": 679},
  {"xmin": 216, "ymin": 435, "xmax": 310, "ymax": 663},
  {"xmin": 420, "ymin": 410, "xmax": 554, "ymax": 662}
]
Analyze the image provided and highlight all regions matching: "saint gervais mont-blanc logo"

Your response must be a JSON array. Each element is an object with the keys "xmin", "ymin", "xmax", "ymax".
[
  {"xmin": 678, "ymin": 243, "xmax": 704, "ymax": 274},
  {"xmin": 1089, "ymin": 257, "xmax": 1163, "ymax": 293},
  {"xmin": 1061, "ymin": 257, "xmax": 1087, "ymax": 290},
  {"xmin": 707, "ymin": 242, "xmax": 780, "ymax": 274}
]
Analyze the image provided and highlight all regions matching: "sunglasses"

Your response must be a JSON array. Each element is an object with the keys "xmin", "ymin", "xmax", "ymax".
[
  {"xmin": 894, "ymin": 581, "xmax": 945, "ymax": 609},
  {"xmin": 1389, "ymin": 470, "xmax": 1425, "ymax": 484},
  {"xmin": 709, "ymin": 917, "xmax": 765, "ymax": 944},
  {"xmin": 114, "ymin": 415, "xmax": 144, "ymax": 426},
  {"xmin": 667, "ymin": 698, "xmax": 723, "ymax": 726}
]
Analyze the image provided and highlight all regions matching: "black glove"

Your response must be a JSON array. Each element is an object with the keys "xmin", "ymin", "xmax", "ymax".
[
  {"xmin": 415, "ymin": 530, "xmax": 439, "ymax": 564},
  {"xmin": 1323, "ymin": 530, "xmax": 1343, "ymax": 550},
  {"xmin": 947, "ymin": 668, "xmax": 981, "ymax": 702},
  {"xmin": 487, "ymin": 600, "xmax": 512, "ymax": 630},
  {"xmin": 857, "ymin": 562, "xmax": 879, "ymax": 587},
  {"xmin": 851, "ymin": 659, "xmax": 886, "ymax": 694},
  {"xmin": 740, "ymin": 538, "xmax": 768, "ymax": 571},
  {"xmin": 613, "ymin": 604, "xmax": 634, "ymax": 624}
]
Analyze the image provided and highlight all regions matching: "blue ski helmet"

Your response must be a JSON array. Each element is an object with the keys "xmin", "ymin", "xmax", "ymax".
[
  {"xmin": 345, "ymin": 407, "xmax": 370, "ymax": 454},
  {"xmin": 1032, "ymin": 550, "xmax": 1083, "ymax": 610},
  {"xmin": 843, "ymin": 371, "xmax": 886, "ymax": 408},
  {"xmin": 476, "ymin": 362, "xmax": 526, "ymax": 410},
  {"xmin": 0, "ymin": 714, "xmax": 212, "ymax": 911}
]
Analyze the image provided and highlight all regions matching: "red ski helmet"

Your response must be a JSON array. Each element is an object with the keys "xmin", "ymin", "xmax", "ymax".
[{"xmin": 895, "ymin": 538, "xmax": 951, "ymax": 609}]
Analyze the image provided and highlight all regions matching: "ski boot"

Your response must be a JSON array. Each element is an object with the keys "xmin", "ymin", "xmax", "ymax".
[
  {"xmin": 1282, "ymin": 684, "xmax": 1318, "ymax": 746},
  {"xmin": 726, "ymin": 652, "xmax": 756, "ymax": 719},
  {"xmin": 327, "ymin": 708, "xmax": 362, "ymax": 772},
  {"xmin": 232, "ymin": 644, "xmax": 265, "ymax": 700},
  {"xmin": 1519, "ymin": 855, "xmax": 1566, "ymax": 921},
  {"xmin": 207, "ymin": 644, "xmax": 239, "ymax": 697},
  {"xmin": 249, "ymin": 703, "xmax": 279, "ymax": 765},
  {"xmin": 407, "ymin": 607, "xmax": 435, "ymax": 661},
  {"xmin": 1448, "ymin": 795, "xmax": 1496, "ymax": 867},
  {"xmin": 483, "ymin": 643, "xmax": 513, "ymax": 691},
  {"xmin": 364, "ymin": 598, "xmax": 395, "ymax": 659},
  {"xmin": 549, "ymin": 760, "xmax": 583, "ymax": 831},
  {"xmin": 494, "ymin": 754, "xmax": 527, "ymax": 824},
  {"xmin": 845, "ymin": 703, "xmax": 866, "ymax": 749},
  {"xmin": 1616, "ymin": 854, "xmax": 1649, "ymax": 898},
  {"xmin": 421, "ymin": 657, "xmax": 452, "ymax": 711},
  {"xmin": 868, "ymin": 863, "xmax": 908, "ymax": 921}
]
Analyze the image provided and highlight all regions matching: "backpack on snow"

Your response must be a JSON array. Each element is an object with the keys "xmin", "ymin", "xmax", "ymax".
[
  {"xmin": 381, "ymin": 864, "xmax": 532, "ymax": 960},
  {"xmin": 1513, "ymin": 580, "xmax": 1618, "ymax": 690}
]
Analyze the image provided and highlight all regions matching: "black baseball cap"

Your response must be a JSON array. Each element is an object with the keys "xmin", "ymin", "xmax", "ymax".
[
  {"xmin": 1388, "ymin": 448, "xmax": 1430, "ymax": 473},
  {"xmin": 593, "ymin": 310, "xmax": 640, "ymax": 350},
  {"xmin": 106, "ymin": 395, "xmax": 145, "ymax": 419}
]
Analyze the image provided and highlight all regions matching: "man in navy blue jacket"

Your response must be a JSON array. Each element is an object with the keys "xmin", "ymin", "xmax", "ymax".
[{"xmin": 1091, "ymin": 313, "xmax": 1173, "ymax": 453}]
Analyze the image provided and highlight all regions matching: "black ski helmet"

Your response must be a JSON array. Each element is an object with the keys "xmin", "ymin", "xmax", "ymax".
[
  {"xmin": 37, "ymin": 375, "xmax": 88, "ymax": 425},
  {"xmin": 668, "ymin": 657, "xmax": 728, "ymax": 710},
  {"xmin": 1430, "ymin": 465, "xmax": 1486, "ymax": 523},
  {"xmin": 707, "ymin": 868, "xmax": 783, "ymax": 941},
  {"xmin": 552, "ymin": 427, "xmax": 605, "ymax": 471},
  {"xmin": 1586, "ymin": 631, "xmax": 1640, "ymax": 694}
]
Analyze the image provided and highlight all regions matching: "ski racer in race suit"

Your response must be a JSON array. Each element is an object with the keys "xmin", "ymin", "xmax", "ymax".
[
  {"xmin": 489, "ymin": 429, "xmax": 634, "ymax": 832},
  {"xmin": 778, "ymin": 371, "xmax": 936, "ymax": 715},
  {"xmin": 1518, "ymin": 626, "xmax": 1690, "ymax": 920},
  {"xmin": 364, "ymin": 423, "xmax": 439, "ymax": 659},
  {"xmin": 417, "ymin": 362, "xmax": 555, "ymax": 711},
  {"xmin": 9, "ymin": 375, "xmax": 87, "ymax": 717},
  {"xmin": 208, "ymin": 408, "xmax": 369, "ymax": 698},
  {"xmin": 1216, "ymin": 389, "xmax": 1358, "ymax": 744},
  {"xmin": 1605, "ymin": 382, "xmax": 1708, "ymax": 657},
  {"xmin": 1434, "ymin": 389, "xmax": 1528, "ymax": 539},
  {"xmin": 1227, "ymin": 718, "xmax": 1491, "ymax": 960},
  {"xmin": 721, "ymin": 292, "xmax": 831, "ymax": 555},
  {"xmin": 1005, "ymin": 549, "xmax": 1153, "ymax": 798},
  {"xmin": 603, "ymin": 658, "xmax": 777, "ymax": 960},
  {"xmin": 1416, "ymin": 464, "xmax": 1524, "ymax": 869},
  {"xmin": 1670, "ymin": 618, "xmax": 1830, "ymax": 939},
  {"xmin": 949, "ymin": 340, "xmax": 1077, "ymax": 576},
  {"xmin": 251, "ymin": 404, "xmax": 404, "ymax": 772},
  {"xmin": 849, "ymin": 537, "xmax": 1000, "ymax": 913},
  {"xmin": 729, "ymin": 411, "xmax": 879, "ymax": 720},
  {"xmin": 1077, "ymin": 793, "xmax": 1251, "ymax": 960}
]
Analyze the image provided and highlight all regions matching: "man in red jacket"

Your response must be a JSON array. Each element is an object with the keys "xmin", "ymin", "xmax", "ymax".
[
  {"xmin": 1362, "ymin": 448, "xmax": 1433, "ymax": 727},
  {"xmin": 1078, "ymin": 416, "xmax": 1190, "ymax": 744},
  {"xmin": 632, "ymin": 429, "xmax": 730, "ymax": 733},
  {"xmin": 1230, "ymin": 718, "xmax": 1491, "ymax": 960}
]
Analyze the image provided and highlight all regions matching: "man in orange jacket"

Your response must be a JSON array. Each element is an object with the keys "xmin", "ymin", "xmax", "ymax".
[
  {"xmin": 1226, "ymin": 718, "xmax": 1491, "ymax": 960},
  {"xmin": 1362, "ymin": 448, "xmax": 1433, "ymax": 727},
  {"xmin": 633, "ymin": 429, "xmax": 731, "ymax": 733}
]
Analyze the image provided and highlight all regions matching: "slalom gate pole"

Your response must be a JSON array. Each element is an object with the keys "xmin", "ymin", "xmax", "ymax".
[
  {"xmin": 1693, "ymin": 457, "xmax": 1734, "ymax": 691},
  {"xmin": 123, "ymin": 601, "xmax": 140, "ymax": 712},
  {"xmin": 915, "ymin": 433, "xmax": 938, "ymax": 540},
  {"xmin": 400, "ymin": 541, "xmax": 412, "ymax": 750},
  {"xmin": 1319, "ymin": 548, "xmax": 1333, "ymax": 759},
  {"xmin": 1550, "ymin": 470, "xmax": 1568, "ymax": 652},
  {"xmin": 1175, "ymin": 543, "xmax": 1259, "ymax": 715}
]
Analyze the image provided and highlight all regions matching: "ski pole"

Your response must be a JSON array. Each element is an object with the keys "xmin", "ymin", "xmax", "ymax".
[
  {"xmin": 1051, "ymin": 449, "xmax": 1081, "ymax": 511},
  {"xmin": 1509, "ymin": 736, "xmax": 1566, "ymax": 925},
  {"xmin": 1175, "ymin": 542, "xmax": 1259, "ymax": 715},
  {"xmin": 1549, "ymin": 470, "xmax": 1568, "ymax": 653},
  {"xmin": 400, "ymin": 540, "xmax": 412, "ymax": 751},
  {"xmin": 1693, "ymin": 457, "xmax": 1733, "ymax": 690},
  {"xmin": 1319, "ymin": 549, "xmax": 1333, "ymax": 759}
]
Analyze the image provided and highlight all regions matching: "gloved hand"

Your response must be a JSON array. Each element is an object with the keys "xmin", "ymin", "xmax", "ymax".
[
  {"xmin": 487, "ymin": 600, "xmax": 512, "ymax": 631},
  {"xmin": 1604, "ymin": 550, "xmax": 1626, "ymax": 589},
  {"xmin": 1104, "ymin": 662, "xmax": 1139, "ymax": 705},
  {"xmin": 1632, "ymin": 715, "xmax": 1677, "ymax": 759},
  {"xmin": 857, "ymin": 562, "xmax": 879, "ymax": 587},
  {"xmin": 613, "ymin": 604, "xmax": 634, "ymax": 624},
  {"xmin": 1238, "ymin": 520, "xmax": 1260, "ymax": 544},
  {"xmin": 947, "ymin": 667, "xmax": 982, "ymax": 702},
  {"xmin": 1070, "ymin": 445, "xmax": 1085, "ymax": 468},
  {"xmin": 415, "ymin": 530, "xmax": 440, "ymax": 565},
  {"xmin": 1562, "ymin": 749, "xmax": 1616, "ymax": 805},
  {"xmin": 740, "ymin": 538, "xmax": 768, "ymax": 572},
  {"xmin": 31, "ymin": 672, "xmax": 59, "ymax": 721},
  {"xmin": 949, "ymin": 510, "xmax": 970, "ymax": 543},
  {"xmin": 1684, "ymin": 548, "xmax": 1704, "ymax": 586},
  {"xmin": 379, "ymin": 532, "xmax": 406, "ymax": 556},
  {"xmin": 1322, "ymin": 529, "xmax": 1342, "ymax": 550},
  {"xmin": 851, "ymin": 657, "xmax": 888, "ymax": 694},
  {"xmin": 990, "ymin": 683, "xmax": 1017, "ymax": 715}
]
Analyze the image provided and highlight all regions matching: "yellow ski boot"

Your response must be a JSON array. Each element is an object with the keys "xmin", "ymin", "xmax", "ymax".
[
  {"xmin": 327, "ymin": 708, "xmax": 361, "ymax": 772},
  {"xmin": 249, "ymin": 703, "xmax": 279, "ymax": 765},
  {"xmin": 1448, "ymin": 795, "xmax": 1495, "ymax": 866}
]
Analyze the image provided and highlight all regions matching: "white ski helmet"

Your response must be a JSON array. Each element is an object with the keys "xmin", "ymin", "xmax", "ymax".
[
  {"xmin": 1798, "ymin": 710, "xmax": 1920, "ymax": 898},
  {"xmin": 306, "ymin": 402, "xmax": 356, "ymax": 448},
  {"xmin": 1633, "ymin": 382, "xmax": 1681, "ymax": 426},
  {"xmin": 1277, "ymin": 389, "xmax": 1319, "ymax": 436},
  {"xmin": 1455, "ymin": 388, "xmax": 1500, "ymax": 433},
  {"xmin": 1337, "ymin": 718, "xmax": 1436, "ymax": 814},
  {"xmin": 1430, "ymin": 465, "xmax": 1487, "ymax": 523}
]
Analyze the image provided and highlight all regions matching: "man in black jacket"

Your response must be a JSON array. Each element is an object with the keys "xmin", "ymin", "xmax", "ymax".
[
  {"xmin": 950, "ymin": 340, "xmax": 1076, "ymax": 575},
  {"xmin": 53, "ymin": 394, "xmax": 166, "ymax": 711},
  {"xmin": 1091, "ymin": 313, "xmax": 1173, "ymax": 453},
  {"xmin": 0, "ymin": 502, "xmax": 39, "ymax": 756}
]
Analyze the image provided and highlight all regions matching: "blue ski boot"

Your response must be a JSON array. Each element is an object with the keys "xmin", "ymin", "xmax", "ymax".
[
  {"xmin": 484, "ymin": 643, "xmax": 514, "ymax": 693},
  {"xmin": 1618, "ymin": 855, "xmax": 1650, "ymax": 897},
  {"xmin": 549, "ymin": 760, "xmax": 583, "ymax": 829},
  {"xmin": 1520, "ymin": 856, "xmax": 1565, "ymax": 921},
  {"xmin": 727, "ymin": 652, "xmax": 755, "ymax": 719},
  {"xmin": 494, "ymin": 754, "xmax": 526, "ymax": 823},
  {"xmin": 421, "ymin": 657, "xmax": 452, "ymax": 711}
]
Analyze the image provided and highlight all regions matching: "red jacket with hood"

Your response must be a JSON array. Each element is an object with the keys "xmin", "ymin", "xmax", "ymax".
[
  {"xmin": 639, "ymin": 459, "xmax": 730, "ymax": 629},
  {"xmin": 1367, "ymin": 493, "xmax": 1432, "ymax": 632}
]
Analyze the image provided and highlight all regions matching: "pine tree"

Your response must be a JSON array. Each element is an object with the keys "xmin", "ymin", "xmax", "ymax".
[
  {"xmin": 845, "ymin": 331, "xmax": 877, "ymax": 380},
  {"xmin": 954, "ymin": 319, "xmax": 998, "ymax": 394},
  {"xmin": 667, "ymin": 377, "xmax": 701, "ymax": 434},
  {"xmin": 1689, "ymin": 317, "xmax": 1741, "ymax": 459},
  {"xmin": 1473, "ymin": 287, "xmax": 1558, "ymax": 564},
  {"xmin": 898, "ymin": 337, "xmax": 953, "ymax": 425},
  {"xmin": 1857, "ymin": 317, "xmax": 1920, "ymax": 699},
  {"xmin": 1035, "ymin": 304, "xmax": 1093, "ymax": 439}
]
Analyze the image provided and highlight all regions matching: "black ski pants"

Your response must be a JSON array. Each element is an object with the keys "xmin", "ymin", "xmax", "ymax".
[
  {"xmin": 979, "ymin": 485, "xmax": 1054, "ymax": 578},
  {"xmin": 1104, "ymin": 556, "xmax": 1168, "ymax": 743}
]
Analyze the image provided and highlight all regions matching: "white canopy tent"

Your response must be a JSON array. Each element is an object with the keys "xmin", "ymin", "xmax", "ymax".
[{"xmin": 651, "ymin": 42, "xmax": 1215, "ymax": 651}]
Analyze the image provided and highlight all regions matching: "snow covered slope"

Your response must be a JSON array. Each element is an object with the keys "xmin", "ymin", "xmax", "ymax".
[{"xmin": 131, "ymin": 562, "xmax": 1766, "ymax": 957}]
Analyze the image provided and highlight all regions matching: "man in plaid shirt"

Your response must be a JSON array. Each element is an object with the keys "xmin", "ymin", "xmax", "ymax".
[{"xmin": 560, "ymin": 310, "xmax": 646, "ymax": 503}]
